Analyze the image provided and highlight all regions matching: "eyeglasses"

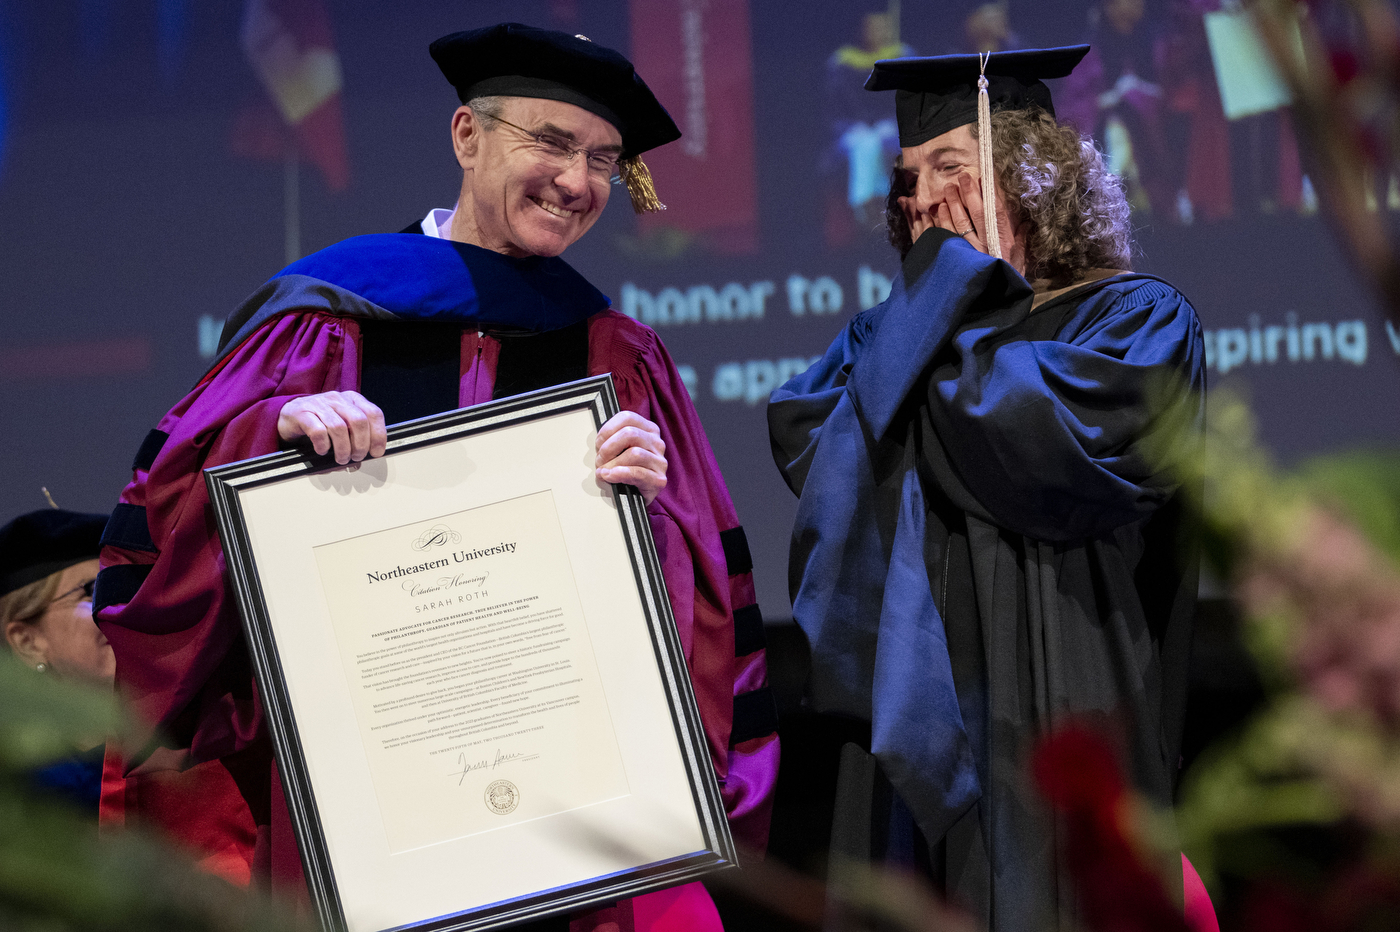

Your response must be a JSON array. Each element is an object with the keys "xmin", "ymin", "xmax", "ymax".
[
  {"xmin": 50, "ymin": 578, "xmax": 97, "ymax": 606},
  {"xmin": 482, "ymin": 112, "xmax": 623, "ymax": 184}
]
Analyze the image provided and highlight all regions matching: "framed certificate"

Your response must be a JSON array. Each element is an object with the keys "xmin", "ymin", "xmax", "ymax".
[{"xmin": 204, "ymin": 375, "xmax": 736, "ymax": 932}]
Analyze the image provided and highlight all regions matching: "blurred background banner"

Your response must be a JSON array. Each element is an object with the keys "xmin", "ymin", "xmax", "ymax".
[
  {"xmin": 630, "ymin": 0, "xmax": 760, "ymax": 254},
  {"xmin": 235, "ymin": 0, "xmax": 349, "ymax": 192},
  {"xmin": 0, "ymin": 0, "xmax": 1397, "ymax": 622}
]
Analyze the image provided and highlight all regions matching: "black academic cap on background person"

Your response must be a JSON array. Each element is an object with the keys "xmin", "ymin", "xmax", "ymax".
[
  {"xmin": 865, "ymin": 45, "xmax": 1090, "ymax": 147},
  {"xmin": 0, "ymin": 511, "xmax": 106, "ymax": 598},
  {"xmin": 429, "ymin": 22, "xmax": 681, "ymax": 213}
]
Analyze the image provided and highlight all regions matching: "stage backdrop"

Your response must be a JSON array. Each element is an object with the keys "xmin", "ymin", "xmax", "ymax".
[{"xmin": 2, "ymin": 0, "xmax": 1397, "ymax": 621}]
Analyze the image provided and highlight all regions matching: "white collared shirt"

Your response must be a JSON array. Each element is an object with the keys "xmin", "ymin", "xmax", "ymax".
[{"xmin": 420, "ymin": 207, "xmax": 455, "ymax": 239}]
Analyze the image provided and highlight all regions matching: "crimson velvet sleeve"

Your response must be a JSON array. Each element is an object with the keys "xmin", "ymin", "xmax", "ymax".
[{"xmin": 95, "ymin": 310, "xmax": 360, "ymax": 763}]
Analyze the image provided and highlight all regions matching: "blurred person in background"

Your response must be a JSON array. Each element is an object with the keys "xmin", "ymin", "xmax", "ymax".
[
  {"xmin": 1158, "ymin": 0, "xmax": 1311, "ymax": 222},
  {"xmin": 823, "ymin": 7, "xmax": 914, "ymax": 247},
  {"xmin": 0, "ymin": 508, "xmax": 115, "ymax": 813},
  {"xmin": 959, "ymin": 1, "xmax": 1022, "ymax": 53},
  {"xmin": 1155, "ymin": 0, "xmax": 1234, "ymax": 223},
  {"xmin": 1060, "ymin": 0, "xmax": 1186, "ymax": 219}
]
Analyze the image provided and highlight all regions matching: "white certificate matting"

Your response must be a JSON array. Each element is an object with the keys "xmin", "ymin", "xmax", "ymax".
[
  {"xmin": 206, "ymin": 376, "xmax": 734, "ymax": 932},
  {"xmin": 312, "ymin": 492, "xmax": 629, "ymax": 854}
]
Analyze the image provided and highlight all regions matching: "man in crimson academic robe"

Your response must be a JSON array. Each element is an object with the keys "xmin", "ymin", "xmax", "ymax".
[{"xmin": 95, "ymin": 23, "xmax": 777, "ymax": 931}]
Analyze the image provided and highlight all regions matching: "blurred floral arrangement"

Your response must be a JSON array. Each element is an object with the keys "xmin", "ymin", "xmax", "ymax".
[
  {"xmin": 1160, "ymin": 1, "xmax": 1400, "ymax": 928},
  {"xmin": 0, "ymin": 654, "xmax": 302, "ymax": 931},
  {"xmin": 1170, "ymin": 393, "xmax": 1400, "ymax": 930}
]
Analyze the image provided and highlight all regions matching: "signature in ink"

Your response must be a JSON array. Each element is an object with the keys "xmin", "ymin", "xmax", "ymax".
[
  {"xmin": 451, "ymin": 752, "xmax": 490, "ymax": 786},
  {"xmin": 451, "ymin": 748, "xmax": 539, "ymax": 784},
  {"xmin": 494, "ymin": 747, "xmax": 538, "ymax": 769}
]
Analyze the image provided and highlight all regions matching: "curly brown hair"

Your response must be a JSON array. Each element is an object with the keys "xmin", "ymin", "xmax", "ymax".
[{"xmin": 886, "ymin": 107, "xmax": 1132, "ymax": 284}]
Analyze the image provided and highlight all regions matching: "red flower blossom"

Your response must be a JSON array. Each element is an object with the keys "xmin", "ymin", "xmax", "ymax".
[{"xmin": 1033, "ymin": 724, "xmax": 1193, "ymax": 932}]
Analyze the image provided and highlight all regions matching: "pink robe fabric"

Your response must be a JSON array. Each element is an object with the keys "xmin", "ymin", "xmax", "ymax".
[{"xmin": 98, "ymin": 307, "xmax": 777, "ymax": 930}]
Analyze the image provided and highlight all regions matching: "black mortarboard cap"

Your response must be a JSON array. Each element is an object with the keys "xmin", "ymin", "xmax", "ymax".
[
  {"xmin": 866, "ymin": 46, "xmax": 1090, "ymax": 148},
  {"xmin": 0, "ymin": 510, "xmax": 107, "ymax": 598},
  {"xmin": 429, "ymin": 23, "xmax": 681, "ymax": 159}
]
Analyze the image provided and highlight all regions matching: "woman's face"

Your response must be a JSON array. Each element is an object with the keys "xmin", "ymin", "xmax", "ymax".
[{"xmin": 19, "ymin": 559, "xmax": 115, "ymax": 687}]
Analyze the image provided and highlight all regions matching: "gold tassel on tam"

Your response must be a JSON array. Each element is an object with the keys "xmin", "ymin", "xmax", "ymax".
[
  {"xmin": 619, "ymin": 156, "xmax": 666, "ymax": 214},
  {"xmin": 976, "ymin": 51, "xmax": 1002, "ymax": 260}
]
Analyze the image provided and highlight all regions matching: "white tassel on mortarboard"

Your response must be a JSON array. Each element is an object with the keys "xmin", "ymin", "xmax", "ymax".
[{"xmin": 976, "ymin": 51, "xmax": 1002, "ymax": 260}]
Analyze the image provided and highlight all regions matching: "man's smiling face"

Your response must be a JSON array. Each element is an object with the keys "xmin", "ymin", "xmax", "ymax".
[{"xmin": 453, "ymin": 96, "xmax": 621, "ymax": 258}]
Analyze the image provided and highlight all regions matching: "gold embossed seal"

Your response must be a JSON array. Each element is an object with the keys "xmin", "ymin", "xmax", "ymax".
[{"xmin": 484, "ymin": 779, "xmax": 520, "ymax": 815}]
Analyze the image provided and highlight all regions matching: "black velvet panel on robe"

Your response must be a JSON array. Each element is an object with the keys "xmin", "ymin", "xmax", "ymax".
[
  {"xmin": 358, "ymin": 318, "xmax": 592, "ymax": 427},
  {"xmin": 493, "ymin": 320, "xmax": 590, "ymax": 399},
  {"xmin": 359, "ymin": 320, "xmax": 462, "ymax": 424}
]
